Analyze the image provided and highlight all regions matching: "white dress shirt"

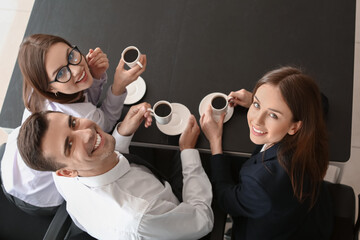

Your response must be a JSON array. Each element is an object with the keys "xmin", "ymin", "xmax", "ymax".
[
  {"xmin": 53, "ymin": 123, "xmax": 214, "ymax": 239},
  {"xmin": 1, "ymin": 74, "xmax": 127, "ymax": 207},
  {"xmin": 1, "ymin": 127, "xmax": 63, "ymax": 207}
]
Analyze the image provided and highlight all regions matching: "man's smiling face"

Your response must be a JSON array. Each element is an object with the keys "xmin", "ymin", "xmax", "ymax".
[{"xmin": 41, "ymin": 112, "xmax": 117, "ymax": 177}]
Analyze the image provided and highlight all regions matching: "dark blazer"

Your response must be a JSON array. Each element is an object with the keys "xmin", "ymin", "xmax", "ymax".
[{"xmin": 210, "ymin": 143, "xmax": 333, "ymax": 240}]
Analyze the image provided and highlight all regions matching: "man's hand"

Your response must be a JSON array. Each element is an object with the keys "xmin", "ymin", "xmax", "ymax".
[
  {"xmin": 200, "ymin": 105, "xmax": 225, "ymax": 155},
  {"xmin": 117, "ymin": 102, "xmax": 152, "ymax": 136},
  {"xmin": 86, "ymin": 48, "xmax": 109, "ymax": 79},
  {"xmin": 179, "ymin": 115, "xmax": 200, "ymax": 151},
  {"xmin": 112, "ymin": 55, "xmax": 147, "ymax": 95}
]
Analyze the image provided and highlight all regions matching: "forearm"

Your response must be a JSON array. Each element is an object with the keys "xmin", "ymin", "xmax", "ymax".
[
  {"xmin": 180, "ymin": 149, "xmax": 214, "ymax": 233},
  {"xmin": 100, "ymin": 87, "xmax": 127, "ymax": 132},
  {"xmin": 181, "ymin": 149, "xmax": 213, "ymax": 205},
  {"xmin": 140, "ymin": 202, "xmax": 214, "ymax": 240},
  {"xmin": 210, "ymin": 155, "xmax": 271, "ymax": 218},
  {"xmin": 209, "ymin": 137, "xmax": 223, "ymax": 155},
  {"xmin": 111, "ymin": 80, "xmax": 127, "ymax": 96},
  {"xmin": 86, "ymin": 72, "xmax": 107, "ymax": 105},
  {"xmin": 141, "ymin": 149, "xmax": 214, "ymax": 239}
]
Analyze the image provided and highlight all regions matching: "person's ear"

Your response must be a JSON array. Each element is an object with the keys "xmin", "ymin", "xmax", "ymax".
[
  {"xmin": 288, "ymin": 121, "xmax": 302, "ymax": 135},
  {"xmin": 55, "ymin": 168, "xmax": 78, "ymax": 178}
]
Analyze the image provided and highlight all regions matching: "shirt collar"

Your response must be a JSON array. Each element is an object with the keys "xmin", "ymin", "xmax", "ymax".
[
  {"xmin": 76, "ymin": 151, "xmax": 130, "ymax": 187},
  {"xmin": 252, "ymin": 143, "xmax": 280, "ymax": 163}
]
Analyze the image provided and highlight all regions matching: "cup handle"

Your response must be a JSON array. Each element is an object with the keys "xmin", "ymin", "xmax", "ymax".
[
  {"xmin": 227, "ymin": 96, "xmax": 234, "ymax": 103},
  {"xmin": 147, "ymin": 108, "xmax": 154, "ymax": 116},
  {"xmin": 136, "ymin": 61, "xmax": 143, "ymax": 68}
]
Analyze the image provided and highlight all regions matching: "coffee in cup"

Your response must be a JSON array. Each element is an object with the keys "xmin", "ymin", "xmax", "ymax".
[
  {"xmin": 121, "ymin": 46, "xmax": 143, "ymax": 68},
  {"xmin": 210, "ymin": 94, "xmax": 229, "ymax": 121},
  {"xmin": 211, "ymin": 96, "xmax": 227, "ymax": 110},
  {"xmin": 148, "ymin": 101, "xmax": 173, "ymax": 125}
]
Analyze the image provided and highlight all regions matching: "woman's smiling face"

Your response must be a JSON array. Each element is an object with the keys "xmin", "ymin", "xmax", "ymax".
[
  {"xmin": 45, "ymin": 42, "xmax": 93, "ymax": 94},
  {"xmin": 247, "ymin": 83, "xmax": 302, "ymax": 147}
]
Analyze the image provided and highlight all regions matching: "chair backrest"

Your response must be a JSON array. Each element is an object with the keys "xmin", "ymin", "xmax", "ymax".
[
  {"xmin": 326, "ymin": 181, "xmax": 359, "ymax": 240},
  {"xmin": 0, "ymin": 143, "xmax": 6, "ymax": 165},
  {"xmin": 0, "ymin": 143, "xmax": 57, "ymax": 239}
]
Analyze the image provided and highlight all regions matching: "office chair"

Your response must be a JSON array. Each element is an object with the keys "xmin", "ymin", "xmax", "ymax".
[
  {"xmin": 327, "ymin": 181, "xmax": 360, "ymax": 240},
  {"xmin": 0, "ymin": 142, "xmax": 93, "ymax": 240},
  {"xmin": 0, "ymin": 143, "xmax": 54, "ymax": 239}
]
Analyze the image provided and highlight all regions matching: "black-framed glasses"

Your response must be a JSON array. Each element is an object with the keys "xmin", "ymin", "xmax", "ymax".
[{"xmin": 48, "ymin": 46, "xmax": 83, "ymax": 84}]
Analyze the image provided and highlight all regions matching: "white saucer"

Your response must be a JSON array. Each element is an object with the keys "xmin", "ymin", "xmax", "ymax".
[
  {"xmin": 199, "ymin": 92, "xmax": 234, "ymax": 123},
  {"xmin": 124, "ymin": 76, "xmax": 146, "ymax": 105},
  {"xmin": 156, "ymin": 103, "xmax": 191, "ymax": 136}
]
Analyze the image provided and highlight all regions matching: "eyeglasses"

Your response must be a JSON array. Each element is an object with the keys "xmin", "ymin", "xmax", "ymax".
[{"xmin": 48, "ymin": 46, "xmax": 83, "ymax": 84}]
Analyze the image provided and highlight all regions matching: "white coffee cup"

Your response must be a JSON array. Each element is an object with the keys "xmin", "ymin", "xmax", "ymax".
[
  {"xmin": 210, "ymin": 94, "xmax": 229, "ymax": 121},
  {"xmin": 121, "ymin": 46, "xmax": 143, "ymax": 68},
  {"xmin": 148, "ymin": 101, "xmax": 173, "ymax": 125}
]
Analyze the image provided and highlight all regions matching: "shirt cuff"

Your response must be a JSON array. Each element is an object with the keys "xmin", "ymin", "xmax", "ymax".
[
  {"xmin": 112, "ymin": 122, "xmax": 133, "ymax": 153},
  {"xmin": 92, "ymin": 72, "xmax": 107, "ymax": 87},
  {"xmin": 107, "ymin": 86, "xmax": 128, "ymax": 105},
  {"xmin": 180, "ymin": 149, "xmax": 201, "ymax": 166}
]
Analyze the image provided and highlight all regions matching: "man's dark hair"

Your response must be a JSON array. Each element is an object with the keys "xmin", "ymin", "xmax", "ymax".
[{"xmin": 17, "ymin": 111, "xmax": 66, "ymax": 171}]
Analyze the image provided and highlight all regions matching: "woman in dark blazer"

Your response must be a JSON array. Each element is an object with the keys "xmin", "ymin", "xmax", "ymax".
[{"xmin": 200, "ymin": 66, "xmax": 333, "ymax": 240}]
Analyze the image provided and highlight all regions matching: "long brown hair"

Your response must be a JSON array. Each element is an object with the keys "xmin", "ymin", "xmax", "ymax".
[
  {"xmin": 18, "ymin": 34, "xmax": 84, "ymax": 113},
  {"xmin": 253, "ymin": 66, "xmax": 329, "ymax": 208}
]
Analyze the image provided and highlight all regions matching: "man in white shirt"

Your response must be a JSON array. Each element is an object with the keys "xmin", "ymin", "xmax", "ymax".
[
  {"xmin": 17, "ymin": 102, "xmax": 214, "ymax": 240},
  {"xmin": 1, "ymin": 72, "xmax": 127, "ymax": 215}
]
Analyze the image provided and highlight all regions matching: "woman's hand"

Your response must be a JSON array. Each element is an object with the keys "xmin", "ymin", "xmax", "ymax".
[
  {"xmin": 86, "ymin": 48, "xmax": 109, "ymax": 79},
  {"xmin": 112, "ymin": 55, "xmax": 147, "ymax": 95},
  {"xmin": 200, "ymin": 105, "xmax": 225, "ymax": 155},
  {"xmin": 228, "ymin": 89, "xmax": 252, "ymax": 108}
]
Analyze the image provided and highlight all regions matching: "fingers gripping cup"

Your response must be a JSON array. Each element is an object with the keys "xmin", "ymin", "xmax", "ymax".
[
  {"xmin": 121, "ymin": 46, "xmax": 143, "ymax": 68},
  {"xmin": 211, "ymin": 94, "xmax": 229, "ymax": 121},
  {"xmin": 148, "ymin": 101, "xmax": 173, "ymax": 125}
]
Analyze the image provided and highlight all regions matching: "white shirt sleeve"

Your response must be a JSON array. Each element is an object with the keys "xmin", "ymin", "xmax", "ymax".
[
  {"xmin": 138, "ymin": 149, "xmax": 214, "ymax": 240},
  {"xmin": 111, "ymin": 122, "xmax": 133, "ymax": 154},
  {"xmin": 45, "ymin": 87, "xmax": 127, "ymax": 133}
]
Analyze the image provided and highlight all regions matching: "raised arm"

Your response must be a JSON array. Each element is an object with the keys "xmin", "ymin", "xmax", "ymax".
[
  {"xmin": 85, "ymin": 47, "xmax": 109, "ymax": 105},
  {"xmin": 97, "ymin": 54, "xmax": 147, "ymax": 131},
  {"xmin": 112, "ymin": 102, "xmax": 152, "ymax": 153},
  {"xmin": 139, "ymin": 115, "xmax": 214, "ymax": 239}
]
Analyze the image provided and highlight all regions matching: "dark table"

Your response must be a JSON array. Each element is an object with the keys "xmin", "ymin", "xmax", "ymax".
[{"xmin": 0, "ymin": 0, "xmax": 356, "ymax": 161}]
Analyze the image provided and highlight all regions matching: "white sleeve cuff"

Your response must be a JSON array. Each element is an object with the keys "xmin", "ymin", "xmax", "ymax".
[
  {"xmin": 112, "ymin": 122, "xmax": 133, "ymax": 154},
  {"xmin": 180, "ymin": 149, "xmax": 201, "ymax": 166}
]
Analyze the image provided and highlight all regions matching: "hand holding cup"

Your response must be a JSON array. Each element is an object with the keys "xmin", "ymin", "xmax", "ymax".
[
  {"xmin": 210, "ymin": 94, "xmax": 232, "ymax": 122},
  {"xmin": 112, "ymin": 46, "xmax": 147, "ymax": 96},
  {"xmin": 147, "ymin": 101, "xmax": 173, "ymax": 125},
  {"xmin": 121, "ymin": 46, "xmax": 144, "ymax": 69}
]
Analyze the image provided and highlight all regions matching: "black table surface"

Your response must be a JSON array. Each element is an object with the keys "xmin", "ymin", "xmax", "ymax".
[{"xmin": 0, "ymin": 0, "xmax": 355, "ymax": 161}]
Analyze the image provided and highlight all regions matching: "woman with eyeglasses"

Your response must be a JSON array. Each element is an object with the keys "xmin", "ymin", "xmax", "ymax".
[
  {"xmin": 19, "ymin": 34, "xmax": 146, "ymax": 132},
  {"xmin": 1, "ymin": 34, "xmax": 146, "ymax": 216},
  {"xmin": 200, "ymin": 67, "xmax": 333, "ymax": 239}
]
